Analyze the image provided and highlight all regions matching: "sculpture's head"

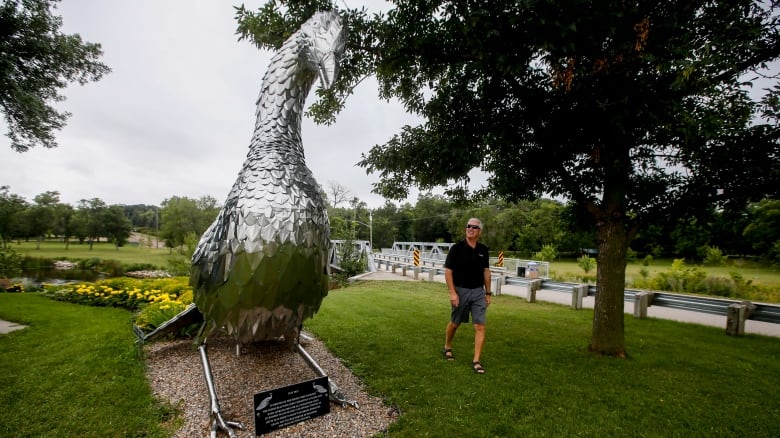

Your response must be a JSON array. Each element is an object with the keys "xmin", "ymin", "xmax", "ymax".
[{"xmin": 299, "ymin": 11, "xmax": 347, "ymax": 89}]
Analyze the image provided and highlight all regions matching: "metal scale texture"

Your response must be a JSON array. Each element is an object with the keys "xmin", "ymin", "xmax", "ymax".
[{"xmin": 190, "ymin": 11, "xmax": 346, "ymax": 345}]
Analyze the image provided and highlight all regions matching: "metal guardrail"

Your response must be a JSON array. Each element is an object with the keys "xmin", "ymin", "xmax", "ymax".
[
  {"xmin": 373, "ymin": 254, "xmax": 780, "ymax": 325},
  {"xmin": 541, "ymin": 279, "xmax": 780, "ymax": 325}
]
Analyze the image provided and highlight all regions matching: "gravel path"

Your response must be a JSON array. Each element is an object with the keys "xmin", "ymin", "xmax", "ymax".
[{"xmin": 144, "ymin": 334, "xmax": 397, "ymax": 437}]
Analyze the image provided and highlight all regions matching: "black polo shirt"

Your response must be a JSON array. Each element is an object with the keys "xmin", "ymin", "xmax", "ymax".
[{"xmin": 444, "ymin": 240, "xmax": 490, "ymax": 289}]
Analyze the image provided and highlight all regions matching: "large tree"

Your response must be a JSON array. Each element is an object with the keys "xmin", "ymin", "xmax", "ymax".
[
  {"xmin": 0, "ymin": 186, "xmax": 28, "ymax": 247},
  {"xmin": 76, "ymin": 197, "xmax": 107, "ymax": 250},
  {"xmin": 159, "ymin": 196, "xmax": 219, "ymax": 251},
  {"xmin": 29, "ymin": 190, "xmax": 59, "ymax": 249},
  {"xmin": 238, "ymin": 1, "xmax": 780, "ymax": 356},
  {"xmin": 0, "ymin": 0, "xmax": 110, "ymax": 151},
  {"xmin": 102, "ymin": 205, "xmax": 132, "ymax": 249}
]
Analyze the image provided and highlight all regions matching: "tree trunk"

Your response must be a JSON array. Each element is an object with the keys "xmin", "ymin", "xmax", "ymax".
[{"xmin": 589, "ymin": 209, "xmax": 628, "ymax": 357}]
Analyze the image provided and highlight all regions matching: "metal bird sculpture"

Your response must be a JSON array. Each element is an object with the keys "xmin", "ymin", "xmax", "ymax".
[
  {"xmin": 135, "ymin": 11, "xmax": 351, "ymax": 437},
  {"xmin": 190, "ymin": 10, "xmax": 343, "ymax": 350}
]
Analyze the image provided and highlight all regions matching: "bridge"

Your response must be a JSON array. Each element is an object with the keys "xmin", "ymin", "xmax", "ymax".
[{"xmin": 329, "ymin": 240, "xmax": 376, "ymax": 272}]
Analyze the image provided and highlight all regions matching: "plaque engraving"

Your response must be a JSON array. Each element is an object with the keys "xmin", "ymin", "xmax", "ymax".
[{"xmin": 254, "ymin": 376, "xmax": 330, "ymax": 434}]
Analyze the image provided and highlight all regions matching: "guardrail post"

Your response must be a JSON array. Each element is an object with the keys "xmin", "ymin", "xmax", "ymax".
[
  {"xmin": 633, "ymin": 292, "xmax": 650, "ymax": 319},
  {"xmin": 527, "ymin": 279, "xmax": 542, "ymax": 303},
  {"xmin": 726, "ymin": 302, "xmax": 756, "ymax": 336},
  {"xmin": 401, "ymin": 265, "xmax": 408, "ymax": 277},
  {"xmin": 492, "ymin": 276, "xmax": 503, "ymax": 296},
  {"xmin": 571, "ymin": 284, "xmax": 587, "ymax": 309},
  {"xmin": 726, "ymin": 304, "xmax": 747, "ymax": 336},
  {"xmin": 427, "ymin": 269, "xmax": 435, "ymax": 281},
  {"xmin": 413, "ymin": 267, "xmax": 420, "ymax": 280}
]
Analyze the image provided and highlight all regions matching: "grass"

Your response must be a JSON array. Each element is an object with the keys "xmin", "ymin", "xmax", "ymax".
[
  {"xmin": 9, "ymin": 240, "xmax": 173, "ymax": 267},
  {"xmin": 0, "ymin": 293, "xmax": 179, "ymax": 438},
  {"xmin": 3, "ymin": 278, "xmax": 780, "ymax": 436},
  {"xmin": 304, "ymin": 281, "xmax": 780, "ymax": 437}
]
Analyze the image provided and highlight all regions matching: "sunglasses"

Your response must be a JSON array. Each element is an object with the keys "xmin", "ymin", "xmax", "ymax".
[{"xmin": 466, "ymin": 224, "xmax": 481, "ymax": 230}]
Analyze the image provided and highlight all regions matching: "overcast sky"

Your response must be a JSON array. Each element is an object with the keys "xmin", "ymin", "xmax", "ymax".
[
  {"xmin": 0, "ymin": 0, "xmax": 432, "ymax": 209},
  {"xmin": 3, "ymin": 2, "xmax": 775, "ymax": 210}
]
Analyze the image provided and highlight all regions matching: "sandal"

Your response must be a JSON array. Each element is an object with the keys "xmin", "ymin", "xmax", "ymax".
[
  {"xmin": 472, "ymin": 361, "xmax": 486, "ymax": 374},
  {"xmin": 442, "ymin": 348, "xmax": 455, "ymax": 361}
]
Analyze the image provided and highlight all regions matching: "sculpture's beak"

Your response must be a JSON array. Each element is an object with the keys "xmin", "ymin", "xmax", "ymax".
[{"xmin": 318, "ymin": 52, "xmax": 338, "ymax": 89}]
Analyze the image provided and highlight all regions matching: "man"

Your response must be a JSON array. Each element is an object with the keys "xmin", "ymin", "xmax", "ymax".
[{"xmin": 442, "ymin": 217, "xmax": 492, "ymax": 374}]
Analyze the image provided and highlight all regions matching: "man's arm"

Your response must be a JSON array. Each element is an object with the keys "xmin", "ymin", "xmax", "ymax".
[{"xmin": 445, "ymin": 268, "xmax": 459, "ymax": 307}]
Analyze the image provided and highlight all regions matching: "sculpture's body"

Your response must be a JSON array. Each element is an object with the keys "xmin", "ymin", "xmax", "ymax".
[
  {"xmin": 137, "ymin": 12, "xmax": 350, "ymax": 437},
  {"xmin": 189, "ymin": 10, "xmax": 342, "ymax": 343}
]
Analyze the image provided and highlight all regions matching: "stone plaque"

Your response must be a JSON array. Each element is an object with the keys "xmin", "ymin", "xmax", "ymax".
[{"xmin": 254, "ymin": 376, "xmax": 330, "ymax": 435}]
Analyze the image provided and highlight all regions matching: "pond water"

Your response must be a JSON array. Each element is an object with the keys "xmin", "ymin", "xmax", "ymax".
[{"xmin": 19, "ymin": 267, "xmax": 104, "ymax": 285}]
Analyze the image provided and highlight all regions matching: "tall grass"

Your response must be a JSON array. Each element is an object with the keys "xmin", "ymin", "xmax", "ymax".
[{"xmin": 0, "ymin": 293, "xmax": 179, "ymax": 438}]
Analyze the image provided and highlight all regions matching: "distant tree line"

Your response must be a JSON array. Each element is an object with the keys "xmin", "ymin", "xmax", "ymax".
[
  {"xmin": 0, "ymin": 187, "xmax": 132, "ymax": 250},
  {"xmin": 1, "ymin": 185, "xmax": 778, "ymax": 264},
  {"xmin": 325, "ymin": 182, "xmax": 779, "ymax": 264}
]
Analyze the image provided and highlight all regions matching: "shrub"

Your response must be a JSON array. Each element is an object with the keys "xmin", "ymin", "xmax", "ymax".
[
  {"xmin": 123, "ymin": 262, "xmax": 160, "ymax": 272},
  {"xmin": 0, "ymin": 246, "xmax": 23, "ymax": 278},
  {"xmin": 166, "ymin": 255, "xmax": 191, "ymax": 276},
  {"xmin": 41, "ymin": 277, "xmax": 192, "ymax": 311},
  {"xmin": 100, "ymin": 259, "xmax": 124, "ymax": 276},
  {"xmin": 535, "ymin": 244, "xmax": 558, "ymax": 262},
  {"xmin": 770, "ymin": 240, "xmax": 780, "ymax": 268},
  {"xmin": 697, "ymin": 276, "xmax": 735, "ymax": 297},
  {"xmin": 134, "ymin": 301, "xmax": 190, "ymax": 332},
  {"xmin": 626, "ymin": 247, "xmax": 637, "ymax": 263},
  {"xmin": 331, "ymin": 238, "xmax": 367, "ymax": 286},
  {"xmin": 80, "ymin": 257, "xmax": 103, "ymax": 270},
  {"xmin": 577, "ymin": 255, "xmax": 596, "ymax": 274},
  {"xmin": 701, "ymin": 246, "xmax": 726, "ymax": 266},
  {"xmin": 651, "ymin": 259, "xmax": 706, "ymax": 293}
]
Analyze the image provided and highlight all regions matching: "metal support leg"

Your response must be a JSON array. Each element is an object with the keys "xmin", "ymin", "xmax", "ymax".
[
  {"xmin": 198, "ymin": 343, "xmax": 244, "ymax": 438},
  {"xmin": 296, "ymin": 344, "xmax": 359, "ymax": 409}
]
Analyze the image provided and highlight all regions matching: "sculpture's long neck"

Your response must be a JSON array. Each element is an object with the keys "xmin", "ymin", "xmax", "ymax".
[{"xmin": 248, "ymin": 45, "xmax": 317, "ymax": 162}]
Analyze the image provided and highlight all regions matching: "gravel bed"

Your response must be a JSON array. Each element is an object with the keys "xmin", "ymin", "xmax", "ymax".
[{"xmin": 144, "ymin": 334, "xmax": 397, "ymax": 437}]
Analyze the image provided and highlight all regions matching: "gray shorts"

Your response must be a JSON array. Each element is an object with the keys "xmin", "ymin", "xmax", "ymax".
[{"xmin": 450, "ymin": 286, "xmax": 487, "ymax": 325}]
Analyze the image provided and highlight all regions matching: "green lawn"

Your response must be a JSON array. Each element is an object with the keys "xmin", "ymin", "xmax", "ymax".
[
  {"xmin": 9, "ymin": 240, "xmax": 174, "ymax": 267},
  {"xmin": 3, "ymin": 282, "xmax": 780, "ymax": 436},
  {"xmin": 0, "ymin": 293, "xmax": 178, "ymax": 438},
  {"xmin": 307, "ymin": 281, "xmax": 780, "ymax": 437}
]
